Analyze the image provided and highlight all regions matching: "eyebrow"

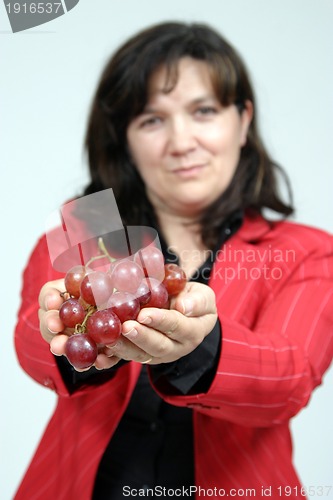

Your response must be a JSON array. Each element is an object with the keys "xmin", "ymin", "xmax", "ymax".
[{"xmin": 142, "ymin": 95, "xmax": 218, "ymax": 114}]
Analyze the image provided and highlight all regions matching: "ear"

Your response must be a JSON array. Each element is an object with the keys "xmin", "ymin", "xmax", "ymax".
[{"xmin": 240, "ymin": 100, "xmax": 253, "ymax": 146}]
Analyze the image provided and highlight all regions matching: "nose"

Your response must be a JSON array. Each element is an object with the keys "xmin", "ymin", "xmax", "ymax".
[{"xmin": 167, "ymin": 117, "xmax": 197, "ymax": 156}]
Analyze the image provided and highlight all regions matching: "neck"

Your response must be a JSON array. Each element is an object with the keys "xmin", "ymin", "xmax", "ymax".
[{"xmin": 155, "ymin": 209, "xmax": 209, "ymax": 279}]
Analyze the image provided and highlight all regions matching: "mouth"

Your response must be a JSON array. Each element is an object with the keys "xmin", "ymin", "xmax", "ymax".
[{"xmin": 172, "ymin": 164, "xmax": 207, "ymax": 178}]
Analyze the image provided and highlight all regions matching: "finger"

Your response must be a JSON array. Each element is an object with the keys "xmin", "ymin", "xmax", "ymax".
[
  {"xmin": 50, "ymin": 333, "xmax": 68, "ymax": 356},
  {"xmin": 171, "ymin": 282, "xmax": 217, "ymax": 317},
  {"xmin": 136, "ymin": 308, "xmax": 183, "ymax": 339},
  {"xmin": 39, "ymin": 279, "xmax": 66, "ymax": 311},
  {"xmin": 104, "ymin": 334, "xmax": 157, "ymax": 364},
  {"xmin": 125, "ymin": 307, "xmax": 217, "ymax": 357},
  {"xmin": 94, "ymin": 353, "xmax": 121, "ymax": 370},
  {"xmin": 135, "ymin": 305, "xmax": 215, "ymax": 343},
  {"xmin": 39, "ymin": 309, "xmax": 65, "ymax": 343},
  {"xmin": 121, "ymin": 319, "xmax": 177, "ymax": 359}
]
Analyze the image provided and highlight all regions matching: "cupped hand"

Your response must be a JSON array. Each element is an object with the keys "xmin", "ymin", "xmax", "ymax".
[
  {"xmin": 38, "ymin": 280, "xmax": 121, "ymax": 371},
  {"xmin": 38, "ymin": 280, "xmax": 217, "ymax": 370},
  {"xmin": 104, "ymin": 281, "xmax": 218, "ymax": 365}
]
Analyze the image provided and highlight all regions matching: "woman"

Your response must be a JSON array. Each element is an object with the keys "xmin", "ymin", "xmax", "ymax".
[{"xmin": 14, "ymin": 22, "xmax": 333, "ymax": 499}]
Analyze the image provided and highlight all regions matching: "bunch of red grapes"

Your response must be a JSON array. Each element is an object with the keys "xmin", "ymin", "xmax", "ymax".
[{"xmin": 59, "ymin": 244, "xmax": 187, "ymax": 370}]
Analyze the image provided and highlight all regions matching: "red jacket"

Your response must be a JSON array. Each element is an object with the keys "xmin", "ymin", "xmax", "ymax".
[{"xmin": 14, "ymin": 216, "xmax": 333, "ymax": 499}]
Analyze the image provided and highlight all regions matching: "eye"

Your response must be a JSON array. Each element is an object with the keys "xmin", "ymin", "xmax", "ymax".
[
  {"xmin": 139, "ymin": 115, "xmax": 163, "ymax": 128},
  {"xmin": 195, "ymin": 106, "xmax": 218, "ymax": 116}
]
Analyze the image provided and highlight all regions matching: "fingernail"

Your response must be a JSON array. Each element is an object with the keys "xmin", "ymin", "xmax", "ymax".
[
  {"xmin": 50, "ymin": 347, "xmax": 60, "ymax": 356},
  {"xmin": 181, "ymin": 298, "xmax": 193, "ymax": 316},
  {"xmin": 48, "ymin": 327, "xmax": 59, "ymax": 334},
  {"xmin": 123, "ymin": 327, "xmax": 138, "ymax": 338}
]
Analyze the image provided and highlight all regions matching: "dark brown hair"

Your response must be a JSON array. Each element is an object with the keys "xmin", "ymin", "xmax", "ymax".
[{"xmin": 84, "ymin": 21, "xmax": 294, "ymax": 248}]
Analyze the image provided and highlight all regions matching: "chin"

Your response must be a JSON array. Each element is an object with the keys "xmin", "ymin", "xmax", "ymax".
[{"xmin": 173, "ymin": 199, "xmax": 212, "ymax": 217}]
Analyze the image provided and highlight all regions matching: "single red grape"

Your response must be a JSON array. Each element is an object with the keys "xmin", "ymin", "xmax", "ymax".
[
  {"xmin": 86, "ymin": 308, "xmax": 122, "ymax": 345},
  {"xmin": 107, "ymin": 291, "xmax": 140, "ymax": 323},
  {"xmin": 143, "ymin": 278, "xmax": 169, "ymax": 309},
  {"xmin": 80, "ymin": 271, "xmax": 113, "ymax": 306},
  {"xmin": 110, "ymin": 259, "xmax": 144, "ymax": 294},
  {"xmin": 134, "ymin": 246, "xmax": 165, "ymax": 281},
  {"xmin": 65, "ymin": 333, "xmax": 98, "ymax": 370},
  {"xmin": 162, "ymin": 263, "xmax": 187, "ymax": 296},
  {"xmin": 59, "ymin": 298, "xmax": 86, "ymax": 328},
  {"xmin": 64, "ymin": 265, "xmax": 87, "ymax": 298},
  {"xmin": 135, "ymin": 279, "xmax": 152, "ymax": 305}
]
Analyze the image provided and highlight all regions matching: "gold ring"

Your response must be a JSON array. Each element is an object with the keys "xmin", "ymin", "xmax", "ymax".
[{"xmin": 141, "ymin": 356, "xmax": 153, "ymax": 364}]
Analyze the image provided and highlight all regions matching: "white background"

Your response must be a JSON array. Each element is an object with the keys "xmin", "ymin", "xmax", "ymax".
[{"xmin": 1, "ymin": 0, "xmax": 332, "ymax": 498}]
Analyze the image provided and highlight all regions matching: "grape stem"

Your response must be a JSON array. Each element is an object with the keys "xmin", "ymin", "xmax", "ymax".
[
  {"xmin": 98, "ymin": 237, "xmax": 116, "ymax": 262},
  {"xmin": 85, "ymin": 237, "xmax": 116, "ymax": 267},
  {"xmin": 74, "ymin": 306, "xmax": 96, "ymax": 334}
]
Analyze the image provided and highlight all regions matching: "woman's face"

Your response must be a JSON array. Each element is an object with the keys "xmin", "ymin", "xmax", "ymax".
[{"xmin": 127, "ymin": 57, "xmax": 252, "ymax": 218}]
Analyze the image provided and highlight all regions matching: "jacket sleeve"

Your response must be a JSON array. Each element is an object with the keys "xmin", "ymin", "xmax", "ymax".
[
  {"xmin": 14, "ymin": 235, "xmax": 119, "ymax": 398},
  {"xmin": 154, "ymin": 227, "xmax": 333, "ymax": 427},
  {"xmin": 14, "ymin": 236, "xmax": 71, "ymax": 396}
]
